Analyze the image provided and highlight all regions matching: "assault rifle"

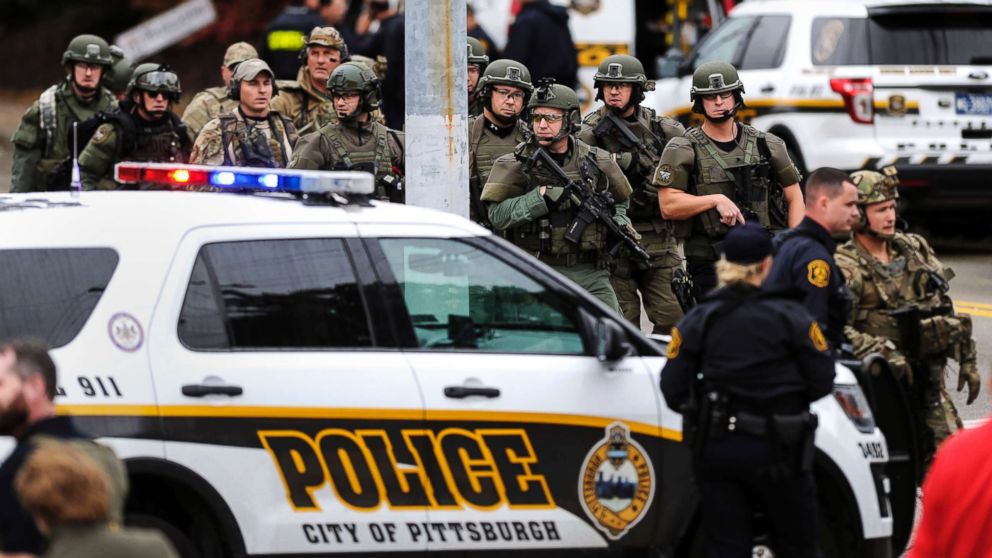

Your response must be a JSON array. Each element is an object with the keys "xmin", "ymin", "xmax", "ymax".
[
  {"xmin": 592, "ymin": 111, "xmax": 663, "ymax": 171},
  {"xmin": 722, "ymin": 160, "xmax": 772, "ymax": 225},
  {"xmin": 525, "ymin": 147, "xmax": 650, "ymax": 262}
]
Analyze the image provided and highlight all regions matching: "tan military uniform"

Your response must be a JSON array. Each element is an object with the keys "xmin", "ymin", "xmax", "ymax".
[
  {"xmin": 181, "ymin": 86, "xmax": 240, "ymax": 144},
  {"xmin": 10, "ymin": 80, "xmax": 116, "ymax": 192},
  {"xmin": 480, "ymin": 139, "xmax": 632, "ymax": 312},
  {"xmin": 270, "ymin": 67, "xmax": 339, "ymax": 134},
  {"xmin": 191, "ymin": 109, "xmax": 299, "ymax": 168},
  {"xmin": 43, "ymin": 524, "xmax": 178, "ymax": 558},
  {"xmin": 468, "ymin": 114, "xmax": 528, "ymax": 225},
  {"xmin": 654, "ymin": 125, "xmax": 800, "ymax": 260},
  {"xmin": 289, "ymin": 119, "xmax": 404, "ymax": 200},
  {"xmin": 79, "ymin": 108, "xmax": 190, "ymax": 190},
  {"xmin": 836, "ymin": 232, "xmax": 975, "ymax": 459},
  {"xmin": 579, "ymin": 105, "xmax": 685, "ymax": 334}
]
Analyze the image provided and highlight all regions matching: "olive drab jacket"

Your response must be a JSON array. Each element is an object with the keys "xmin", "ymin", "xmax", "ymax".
[
  {"xmin": 480, "ymin": 138, "xmax": 632, "ymax": 267},
  {"xmin": 10, "ymin": 79, "xmax": 116, "ymax": 192},
  {"xmin": 578, "ymin": 105, "xmax": 685, "ymax": 268},
  {"xmin": 181, "ymin": 86, "xmax": 240, "ymax": 144},
  {"xmin": 288, "ymin": 119, "xmax": 404, "ymax": 201},
  {"xmin": 468, "ymin": 114, "xmax": 529, "ymax": 224},
  {"xmin": 836, "ymin": 232, "xmax": 972, "ymax": 362},
  {"xmin": 43, "ymin": 524, "xmax": 179, "ymax": 558},
  {"xmin": 191, "ymin": 109, "xmax": 299, "ymax": 168},
  {"xmin": 78, "ymin": 105, "xmax": 191, "ymax": 190},
  {"xmin": 269, "ymin": 67, "xmax": 338, "ymax": 134},
  {"xmin": 654, "ymin": 124, "xmax": 800, "ymax": 260}
]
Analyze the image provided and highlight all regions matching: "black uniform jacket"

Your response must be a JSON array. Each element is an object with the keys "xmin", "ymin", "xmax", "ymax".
[{"xmin": 660, "ymin": 283, "xmax": 836, "ymax": 413}]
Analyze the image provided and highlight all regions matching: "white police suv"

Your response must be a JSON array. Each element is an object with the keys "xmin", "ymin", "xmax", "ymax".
[
  {"xmin": 1, "ymin": 165, "xmax": 894, "ymax": 557},
  {"xmin": 650, "ymin": 0, "xmax": 992, "ymax": 218}
]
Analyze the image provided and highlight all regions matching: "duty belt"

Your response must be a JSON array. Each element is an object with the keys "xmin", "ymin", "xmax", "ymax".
[{"xmin": 539, "ymin": 251, "xmax": 599, "ymax": 267}]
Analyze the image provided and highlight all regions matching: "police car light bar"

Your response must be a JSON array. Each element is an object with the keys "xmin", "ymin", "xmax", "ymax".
[{"xmin": 113, "ymin": 163, "xmax": 375, "ymax": 195}]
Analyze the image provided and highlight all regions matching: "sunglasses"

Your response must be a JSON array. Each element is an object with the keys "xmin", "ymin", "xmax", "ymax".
[{"xmin": 531, "ymin": 113, "xmax": 565, "ymax": 124}]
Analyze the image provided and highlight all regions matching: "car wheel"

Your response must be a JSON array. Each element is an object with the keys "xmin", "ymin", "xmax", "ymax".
[{"xmin": 126, "ymin": 512, "xmax": 200, "ymax": 558}]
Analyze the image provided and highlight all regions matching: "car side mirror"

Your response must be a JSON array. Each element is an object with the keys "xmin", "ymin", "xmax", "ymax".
[
  {"xmin": 596, "ymin": 319, "xmax": 631, "ymax": 362},
  {"xmin": 657, "ymin": 49, "xmax": 686, "ymax": 79}
]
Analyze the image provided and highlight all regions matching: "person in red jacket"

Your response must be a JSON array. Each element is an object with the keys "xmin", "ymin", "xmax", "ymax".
[{"xmin": 909, "ymin": 378, "xmax": 992, "ymax": 558}]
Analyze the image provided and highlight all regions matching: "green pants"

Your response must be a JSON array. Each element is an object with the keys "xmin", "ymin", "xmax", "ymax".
[
  {"xmin": 553, "ymin": 264, "xmax": 621, "ymax": 314},
  {"xmin": 611, "ymin": 264, "xmax": 683, "ymax": 335},
  {"xmin": 922, "ymin": 360, "xmax": 963, "ymax": 468}
]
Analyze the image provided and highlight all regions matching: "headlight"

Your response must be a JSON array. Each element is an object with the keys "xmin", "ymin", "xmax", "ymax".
[{"xmin": 833, "ymin": 384, "xmax": 876, "ymax": 434}]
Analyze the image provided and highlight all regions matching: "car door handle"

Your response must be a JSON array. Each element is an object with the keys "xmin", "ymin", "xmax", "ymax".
[
  {"xmin": 760, "ymin": 84, "xmax": 775, "ymax": 93},
  {"xmin": 444, "ymin": 386, "xmax": 500, "ymax": 399},
  {"xmin": 181, "ymin": 384, "xmax": 243, "ymax": 397}
]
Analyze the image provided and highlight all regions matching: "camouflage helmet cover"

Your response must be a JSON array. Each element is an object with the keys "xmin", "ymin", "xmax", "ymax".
[
  {"xmin": 690, "ymin": 61, "xmax": 745, "ymax": 100},
  {"xmin": 327, "ymin": 61, "xmax": 381, "ymax": 110},
  {"xmin": 467, "ymin": 37, "xmax": 490, "ymax": 68},
  {"xmin": 62, "ymin": 34, "xmax": 113, "ymax": 68},
  {"xmin": 223, "ymin": 41, "xmax": 259, "ymax": 68},
  {"xmin": 593, "ymin": 54, "xmax": 655, "ymax": 91},
  {"xmin": 851, "ymin": 166, "xmax": 900, "ymax": 206},
  {"xmin": 307, "ymin": 27, "xmax": 347, "ymax": 54},
  {"xmin": 477, "ymin": 59, "xmax": 533, "ymax": 93}
]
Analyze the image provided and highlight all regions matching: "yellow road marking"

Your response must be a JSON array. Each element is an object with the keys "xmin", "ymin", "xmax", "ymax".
[{"xmin": 956, "ymin": 300, "xmax": 992, "ymax": 310}]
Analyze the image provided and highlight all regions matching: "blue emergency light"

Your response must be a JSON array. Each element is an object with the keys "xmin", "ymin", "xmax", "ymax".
[{"xmin": 114, "ymin": 163, "xmax": 375, "ymax": 195}]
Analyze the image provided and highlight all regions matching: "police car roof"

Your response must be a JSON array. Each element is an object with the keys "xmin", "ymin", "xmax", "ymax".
[
  {"xmin": 735, "ymin": 0, "xmax": 991, "ymax": 17},
  {"xmin": 1, "ymin": 192, "xmax": 487, "ymax": 247}
]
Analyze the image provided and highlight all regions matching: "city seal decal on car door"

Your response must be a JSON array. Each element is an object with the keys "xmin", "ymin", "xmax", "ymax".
[{"xmin": 579, "ymin": 423, "xmax": 654, "ymax": 539}]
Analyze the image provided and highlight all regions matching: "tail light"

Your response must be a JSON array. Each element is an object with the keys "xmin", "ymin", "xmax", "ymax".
[{"xmin": 830, "ymin": 77, "xmax": 874, "ymax": 124}]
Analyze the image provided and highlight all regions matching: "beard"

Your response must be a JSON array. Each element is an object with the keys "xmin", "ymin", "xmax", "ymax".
[{"xmin": 0, "ymin": 391, "xmax": 29, "ymax": 436}]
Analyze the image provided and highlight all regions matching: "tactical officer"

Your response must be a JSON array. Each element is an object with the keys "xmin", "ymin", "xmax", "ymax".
[
  {"xmin": 578, "ymin": 54, "xmax": 686, "ymax": 334},
  {"xmin": 104, "ymin": 45, "xmax": 132, "ymax": 101},
  {"xmin": 467, "ymin": 36, "xmax": 490, "ymax": 118},
  {"xmin": 765, "ymin": 167, "xmax": 860, "ymax": 352},
  {"xmin": 181, "ymin": 41, "xmax": 259, "ymax": 143},
  {"xmin": 480, "ymin": 80, "xmax": 633, "ymax": 312},
  {"xmin": 78, "ymin": 63, "xmax": 191, "ymax": 190},
  {"xmin": 836, "ymin": 168, "xmax": 979, "ymax": 461},
  {"xmin": 468, "ymin": 59, "xmax": 533, "ymax": 226},
  {"xmin": 10, "ymin": 34, "xmax": 116, "ymax": 192},
  {"xmin": 289, "ymin": 62, "xmax": 405, "ymax": 201},
  {"xmin": 654, "ymin": 61, "xmax": 805, "ymax": 297},
  {"xmin": 191, "ymin": 59, "xmax": 299, "ymax": 168},
  {"xmin": 270, "ymin": 26, "xmax": 346, "ymax": 134},
  {"xmin": 661, "ymin": 223, "xmax": 834, "ymax": 558}
]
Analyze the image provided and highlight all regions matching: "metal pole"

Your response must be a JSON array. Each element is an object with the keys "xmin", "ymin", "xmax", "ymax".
[{"xmin": 404, "ymin": 0, "xmax": 469, "ymax": 217}]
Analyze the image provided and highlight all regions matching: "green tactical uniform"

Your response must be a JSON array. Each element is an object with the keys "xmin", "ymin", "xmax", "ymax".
[
  {"xmin": 270, "ymin": 67, "xmax": 339, "ymax": 134},
  {"xmin": 191, "ymin": 109, "xmax": 298, "ymax": 168},
  {"xmin": 288, "ymin": 62, "xmax": 404, "ymax": 201},
  {"xmin": 579, "ymin": 101, "xmax": 685, "ymax": 333},
  {"xmin": 11, "ymin": 81, "xmax": 116, "ymax": 193},
  {"xmin": 481, "ymin": 138, "xmax": 632, "ymax": 312},
  {"xmin": 182, "ymin": 87, "xmax": 240, "ymax": 144},
  {"xmin": 43, "ymin": 525, "xmax": 179, "ymax": 558},
  {"xmin": 655, "ymin": 125, "xmax": 799, "ymax": 261}
]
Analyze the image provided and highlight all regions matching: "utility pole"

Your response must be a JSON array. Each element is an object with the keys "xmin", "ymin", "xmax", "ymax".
[{"xmin": 404, "ymin": 1, "xmax": 469, "ymax": 217}]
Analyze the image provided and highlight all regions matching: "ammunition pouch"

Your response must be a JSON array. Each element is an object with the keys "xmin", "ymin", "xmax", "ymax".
[{"xmin": 539, "ymin": 250, "xmax": 600, "ymax": 268}]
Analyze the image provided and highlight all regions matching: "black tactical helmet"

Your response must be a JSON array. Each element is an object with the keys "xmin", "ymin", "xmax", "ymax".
[
  {"xmin": 467, "ymin": 37, "xmax": 490, "ymax": 71},
  {"xmin": 327, "ymin": 62, "xmax": 382, "ymax": 115},
  {"xmin": 62, "ymin": 34, "xmax": 113, "ymax": 68},
  {"xmin": 127, "ymin": 63, "xmax": 182, "ymax": 102}
]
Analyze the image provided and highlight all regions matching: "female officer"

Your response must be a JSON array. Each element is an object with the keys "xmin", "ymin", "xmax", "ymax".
[{"xmin": 660, "ymin": 223, "xmax": 835, "ymax": 558}]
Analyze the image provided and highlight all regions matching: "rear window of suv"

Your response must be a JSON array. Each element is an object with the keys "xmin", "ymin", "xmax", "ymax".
[
  {"xmin": 0, "ymin": 248, "xmax": 119, "ymax": 347},
  {"xmin": 813, "ymin": 11, "xmax": 992, "ymax": 66}
]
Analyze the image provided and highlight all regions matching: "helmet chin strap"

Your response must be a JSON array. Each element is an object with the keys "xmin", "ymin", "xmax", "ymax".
[{"xmin": 490, "ymin": 109, "xmax": 517, "ymax": 126}]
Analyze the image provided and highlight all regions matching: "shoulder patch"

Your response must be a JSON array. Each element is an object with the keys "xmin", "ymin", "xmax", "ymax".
[
  {"xmin": 654, "ymin": 163, "xmax": 675, "ymax": 186},
  {"xmin": 808, "ymin": 322, "xmax": 829, "ymax": 352},
  {"xmin": 666, "ymin": 326, "xmax": 682, "ymax": 359},
  {"xmin": 91, "ymin": 125, "xmax": 111, "ymax": 145},
  {"xmin": 806, "ymin": 259, "xmax": 830, "ymax": 288}
]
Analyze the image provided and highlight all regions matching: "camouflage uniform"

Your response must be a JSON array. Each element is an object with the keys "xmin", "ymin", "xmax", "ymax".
[
  {"xmin": 288, "ymin": 62, "xmax": 404, "ymax": 201},
  {"xmin": 468, "ymin": 59, "xmax": 533, "ymax": 226},
  {"xmin": 10, "ymin": 35, "xmax": 116, "ymax": 192},
  {"xmin": 577, "ymin": 55, "xmax": 686, "ymax": 334},
  {"xmin": 269, "ymin": 27, "xmax": 346, "ymax": 134},
  {"xmin": 181, "ymin": 41, "xmax": 258, "ymax": 144},
  {"xmin": 480, "ymin": 83, "xmax": 632, "ymax": 312},
  {"xmin": 79, "ymin": 64, "xmax": 190, "ymax": 190},
  {"xmin": 836, "ymin": 169, "xmax": 979, "ymax": 462}
]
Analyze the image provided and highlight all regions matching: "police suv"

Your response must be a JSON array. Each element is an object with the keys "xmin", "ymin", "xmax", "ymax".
[
  {"xmin": 649, "ymin": 0, "xmax": 992, "ymax": 218},
  {"xmin": 1, "ymin": 165, "xmax": 892, "ymax": 557}
]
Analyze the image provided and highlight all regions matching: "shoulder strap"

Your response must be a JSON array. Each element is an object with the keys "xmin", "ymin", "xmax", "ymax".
[
  {"xmin": 373, "ymin": 124, "xmax": 390, "ymax": 174},
  {"xmin": 218, "ymin": 114, "xmax": 240, "ymax": 166},
  {"xmin": 323, "ymin": 124, "xmax": 353, "ymax": 168},
  {"xmin": 39, "ymin": 85, "xmax": 60, "ymax": 157}
]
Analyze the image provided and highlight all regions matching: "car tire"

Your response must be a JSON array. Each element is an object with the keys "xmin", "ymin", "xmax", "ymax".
[{"xmin": 126, "ymin": 512, "xmax": 201, "ymax": 558}]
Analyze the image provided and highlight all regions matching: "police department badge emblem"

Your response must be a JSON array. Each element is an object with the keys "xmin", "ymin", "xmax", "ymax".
[
  {"xmin": 887, "ymin": 95, "xmax": 907, "ymax": 115},
  {"xmin": 807, "ymin": 259, "xmax": 830, "ymax": 288},
  {"xmin": 579, "ymin": 423, "xmax": 654, "ymax": 540}
]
